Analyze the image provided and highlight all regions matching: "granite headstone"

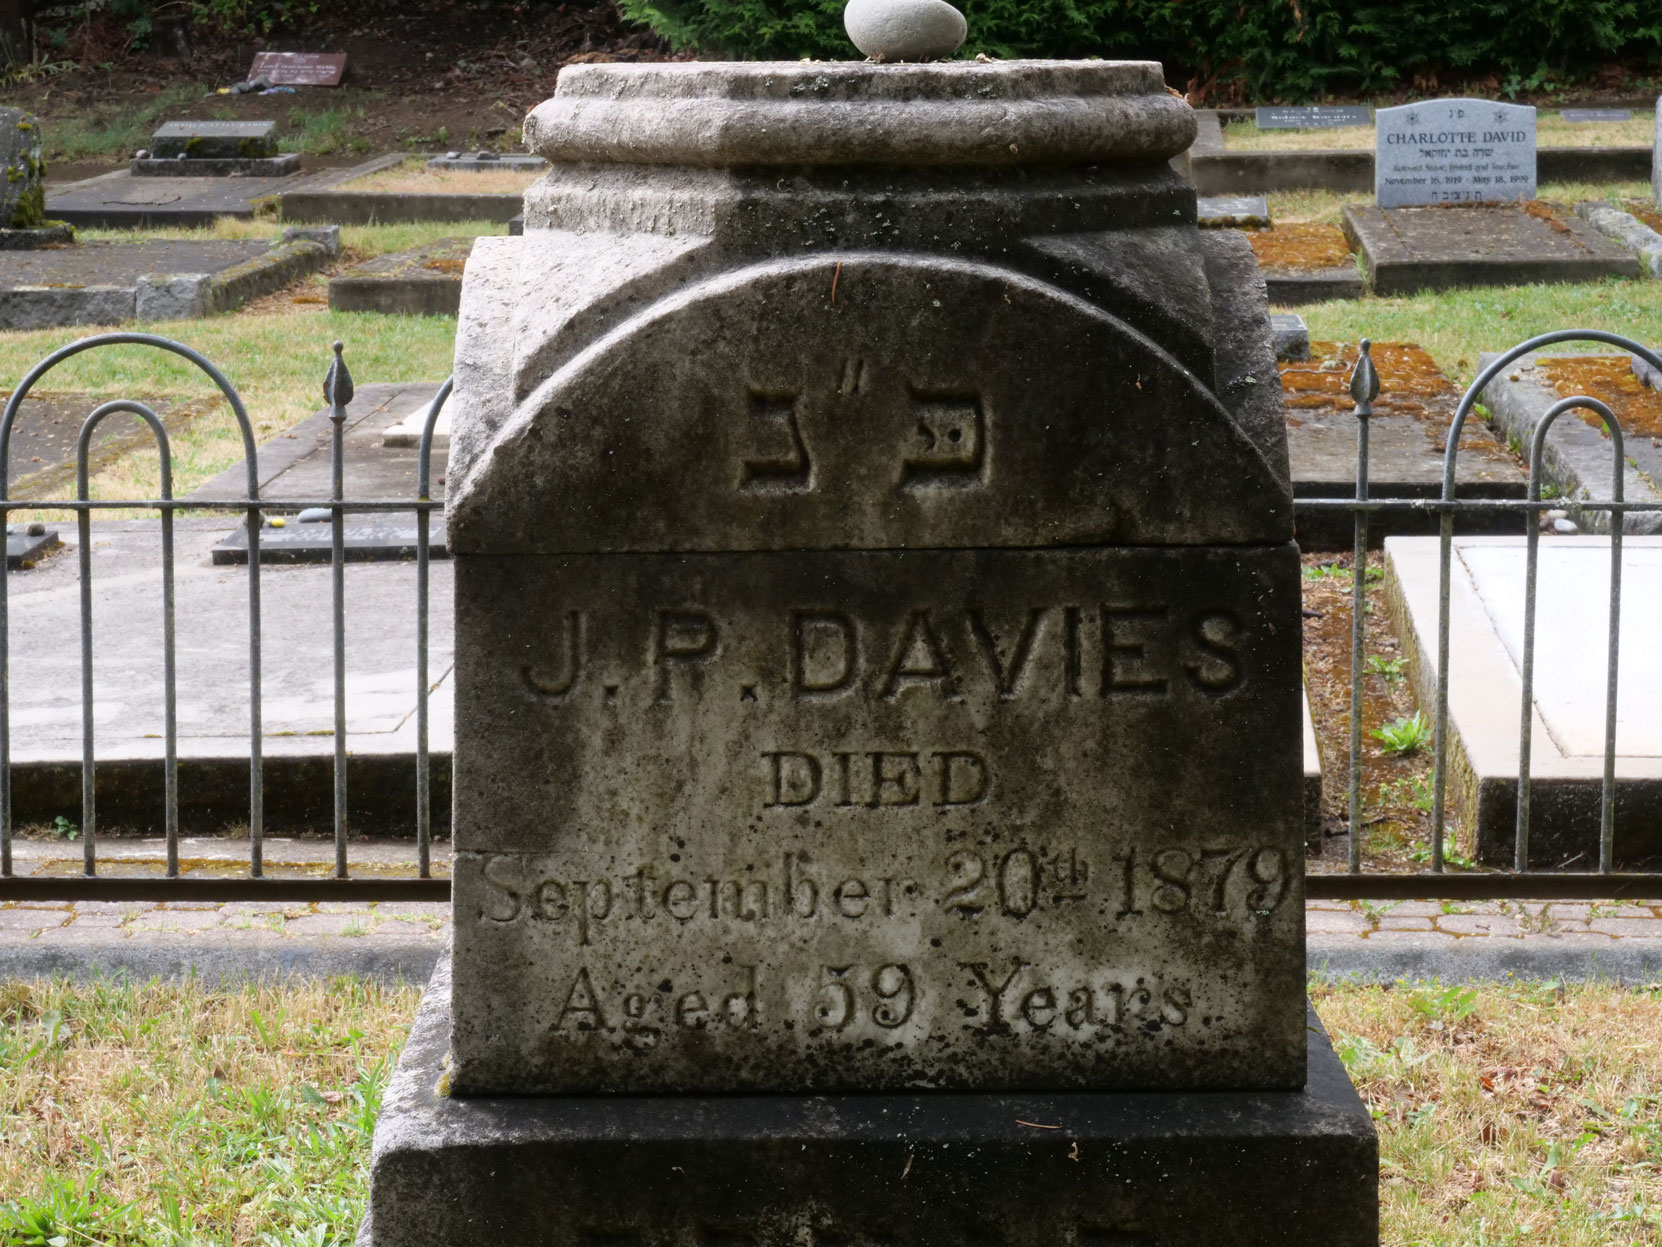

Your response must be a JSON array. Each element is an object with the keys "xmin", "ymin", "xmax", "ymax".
[
  {"xmin": 358, "ymin": 58, "xmax": 1378, "ymax": 1247},
  {"xmin": 1256, "ymin": 105, "xmax": 1371, "ymax": 130},
  {"xmin": 1376, "ymin": 98, "xmax": 1536, "ymax": 207}
]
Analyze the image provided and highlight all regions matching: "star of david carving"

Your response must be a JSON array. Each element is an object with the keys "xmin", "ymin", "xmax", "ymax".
[{"xmin": 1407, "ymin": 111, "xmax": 1420, "ymax": 124}]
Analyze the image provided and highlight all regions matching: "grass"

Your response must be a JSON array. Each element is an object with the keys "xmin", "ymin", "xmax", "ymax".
[
  {"xmin": 0, "ymin": 218, "xmax": 505, "ymax": 516},
  {"xmin": 0, "ymin": 974, "xmax": 421, "ymax": 1247},
  {"xmin": 1224, "ymin": 113, "xmax": 1656, "ymax": 151},
  {"xmin": 3, "ymin": 976, "xmax": 1660, "ymax": 1244},
  {"xmin": 1266, "ymin": 179, "xmax": 1653, "ymax": 228},
  {"xmin": 44, "ymin": 85, "xmax": 206, "ymax": 164}
]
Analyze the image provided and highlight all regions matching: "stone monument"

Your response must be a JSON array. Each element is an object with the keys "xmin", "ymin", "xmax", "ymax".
[
  {"xmin": 357, "ymin": 46, "xmax": 1378, "ymax": 1247},
  {"xmin": 0, "ymin": 109, "xmax": 71, "ymax": 248},
  {"xmin": 1376, "ymin": 98, "xmax": 1536, "ymax": 208},
  {"xmin": 132, "ymin": 120, "xmax": 300, "ymax": 177}
]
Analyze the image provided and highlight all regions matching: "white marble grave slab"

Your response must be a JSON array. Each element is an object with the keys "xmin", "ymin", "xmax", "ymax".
[{"xmin": 1375, "ymin": 99, "xmax": 1536, "ymax": 208}]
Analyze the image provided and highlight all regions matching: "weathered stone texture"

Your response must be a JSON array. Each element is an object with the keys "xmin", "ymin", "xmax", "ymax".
[{"xmin": 0, "ymin": 108, "xmax": 46, "ymax": 229}]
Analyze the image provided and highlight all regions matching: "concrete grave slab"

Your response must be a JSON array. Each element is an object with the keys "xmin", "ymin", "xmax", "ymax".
[
  {"xmin": 1385, "ymin": 535, "xmax": 1662, "ymax": 865},
  {"xmin": 1196, "ymin": 194, "xmax": 1268, "ymax": 227},
  {"xmin": 1476, "ymin": 350, "xmax": 1662, "ymax": 533},
  {"xmin": 6, "ymin": 523, "xmax": 58, "ymax": 568},
  {"xmin": 1271, "ymin": 312, "xmax": 1309, "ymax": 360},
  {"xmin": 0, "ymin": 236, "xmax": 329, "ymax": 328},
  {"xmin": 426, "ymin": 152, "xmax": 546, "ymax": 172},
  {"xmin": 1247, "ymin": 223, "xmax": 1362, "ymax": 304},
  {"xmin": 131, "ymin": 153, "xmax": 301, "ymax": 178},
  {"xmin": 328, "ymin": 237, "xmax": 472, "ymax": 315},
  {"xmin": 2, "ymin": 390, "xmax": 216, "ymax": 500},
  {"xmin": 1343, "ymin": 202, "xmax": 1640, "ymax": 295},
  {"xmin": 188, "ymin": 381, "xmax": 448, "ymax": 509},
  {"xmin": 213, "ymin": 515, "xmax": 446, "ymax": 565},
  {"xmin": 1, "ymin": 516, "xmax": 456, "ymax": 834},
  {"xmin": 1281, "ymin": 341, "xmax": 1526, "ymax": 548},
  {"xmin": 48, "ymin": 154, "xmax": 395, "ymax": 229}
]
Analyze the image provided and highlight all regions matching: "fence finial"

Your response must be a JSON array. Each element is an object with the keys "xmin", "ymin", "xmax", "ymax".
[
  {"xmin": 324, "ymin": 340, "xmax": 354, "ymax": 414},
  {"xmin": 1349, "ymin": 338, "xmax": 1379, "ymax": 419}
]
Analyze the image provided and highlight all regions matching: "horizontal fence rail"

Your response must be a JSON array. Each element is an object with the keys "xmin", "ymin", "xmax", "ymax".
[{"xmin": 0, "ymin": 330, "xmax": 1658, "ymax": 903}]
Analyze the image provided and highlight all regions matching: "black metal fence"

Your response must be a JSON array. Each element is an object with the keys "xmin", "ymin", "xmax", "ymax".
[{"xmin": 0, "ymin": 329, "xmax": 1658, "ymax": 903}]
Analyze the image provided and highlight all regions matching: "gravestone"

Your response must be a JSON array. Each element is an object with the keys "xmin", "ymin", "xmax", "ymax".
[
  {"xmin": 1375, "ymin": 98, "xmax": 1536, "ymax": 207},
  {"xmin": 358, "ymin": 59, "xmax": 1377, "ymax": 1247},
  {"xmin": 0, "ymin": 108, "xmax": 45, "ymax": 228},
  {"xmin": 1256, "ymin": 104, "xmax": 1371, "ymax": 130},
  {"xmin": 1561, "ymin": 108, "xmax": 1630, "ymax": 123},
  {"xmin": 249, "ymin": 50, "xmax": 346, "ymax": 86},
  {"xmin": 134, "ymin": 120, "xmax": 299, "ymax": 177}
]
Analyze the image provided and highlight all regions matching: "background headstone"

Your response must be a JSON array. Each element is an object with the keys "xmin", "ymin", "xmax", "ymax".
[
  {"xmin": 150, "ymin": 120, "xmax": 279, "ymax": 160},
  {"xmin": 1561, "ymin": 108, "xmax": 1630, "ymax": 123},
  {"xmin": 1256, "ymin": 105, "xmax": 1371, "ymax": 130},
  {"xmin": 249, "ymin": 51, "xmax": 346, "ymax": 86},
  {"xmin": 0, "ymin": 109, "xmax": 45, "ymax": 229},
  {"xmin": 1376, "ymin": 98, "xmax": 1536, "ymax": 208}
]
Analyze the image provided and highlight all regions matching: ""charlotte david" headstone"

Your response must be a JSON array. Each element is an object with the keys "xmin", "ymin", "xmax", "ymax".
[
  {"xmin": 357, "ymin": 58, "xmax": 1377, "ymax": 1247},
  {"xmin": 1376, "ymin": 98, "xmax": 1536, "ymax": 207}
]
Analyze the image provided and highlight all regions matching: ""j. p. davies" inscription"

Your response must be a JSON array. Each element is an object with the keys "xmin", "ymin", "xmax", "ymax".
[{"xmin": 449, "ymin": 547, "xmax": 1306, "ymax": 1093}]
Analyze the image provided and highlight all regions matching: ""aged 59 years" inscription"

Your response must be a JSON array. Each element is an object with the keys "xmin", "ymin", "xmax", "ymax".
[{"xmin": 449, "ymin": 546, "xmax": 1306, "ymax": 1095}]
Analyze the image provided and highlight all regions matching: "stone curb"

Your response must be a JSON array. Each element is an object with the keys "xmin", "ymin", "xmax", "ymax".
[
  {"xmin": 1309, "ymin": 933, "xmax": 1662, "ymax": 984},
  {"xmin": 0, "ymin": 936, "xmax": 440, "ymax": 985},
  {"xmin": 1574, "ymin": 200, "xmax": 1662, "ymax": 276},
  {"xmin": 200, "ymin": 237, "xmax": 330, "ymax": 315},
  {"xmin": 1476, "ymin": 350, "xmax": 1662, "ymax": 535},
  {"xmin": 280, "ymin": 189, "xmax": 522, "ymax": 226}
]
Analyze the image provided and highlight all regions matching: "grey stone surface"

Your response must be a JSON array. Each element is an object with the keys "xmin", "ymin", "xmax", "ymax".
[
  {"xmin": 524, "ymin": 62, "xmax": 1196, "ymax": 169},
  {"xmin": 1343, "ymin": 202, "xmax": 1640, "ymax": 295},
  {"xmin": 1575, "ymin": 199, "xmax": 1662, "ymax": 276},
  {"xmin": 150, "ymin": 119, "xmax": 279, "ymax": 160},
  {"xmin": 0, "ymin": 223, "xmax": 72, "ymax": 250},
  {"xmin": 212, "ymin": 515, "xmax": 445, "ymax": 564},
  {"xmin": 843, "ymin": 0, "xmax": 966, "ymax": 62},
  {"xmin": 134, "ymin": 271, "xmax": 209, "ymax": 320},
  {"xmin": 1476, "ymin": 350, "xmax": 1662, "ymax": 534},
  {"xmin": 446, "ymin": 62, "xmax": 1307, "ymax": 1101},
  {"xmin": 361, "ymin": 956, "xmax": 1377, "ymax": 1247},
  {"xmin": 280, "ymin": 223, "xmax": 341, "ymax": 258},
  {"xmin": 328, "ymin": 237, "xmax": 471, "ymax": 315},
  {"xmin": 48, "ymin": 155, "xmax": 387, "ymax": 229},
  {"xmin": 1385, "ymin": 536, "xmax": 1662, "ymax": 865},
  {"xmin": 0, "ymin": 108, "xmax": 46, "ymax": 228},
  {"xmin": 130, "ymin": 153, "xmax": 301, "ymax": 178},
  {"xmin": 1256, "ymin": 105, "xmax": 1371, "ymax": 129},
  {"xmin": 1375, "ymin": 98, "xmax": 1536, "ymax": 207},
  {"xmin": 425, "ymin": 152, "xmax": 546, "ymax": 172},
  {"xmin": 1196, "ymin": 194, "xmax": 1269, "ymax": 228},
  {"xmin": 1263, "ymin": 266, "xmax": 1363, "ymax": 305},
  {"xmin": 1271, "ymin": 312, "xmax": 1309, "ymax": 360},
  {"xmin": 5, "ymin": 524, "xmax": 58, "ymax": 569}
]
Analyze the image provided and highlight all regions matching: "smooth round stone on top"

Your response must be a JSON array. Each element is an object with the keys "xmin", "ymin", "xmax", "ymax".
[{"xmin": 844, "ymin": 0, "xmax": 967, "ymax": 62}]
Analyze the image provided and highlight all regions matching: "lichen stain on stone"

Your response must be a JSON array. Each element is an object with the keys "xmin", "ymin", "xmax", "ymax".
[
  {"xmin": 1246, "ymin": 223, "xmax": 1353, "ymax": 272},
  {"xmin": 1538, "ymin": 353, "xmax": 1662, "ymax": 438}
]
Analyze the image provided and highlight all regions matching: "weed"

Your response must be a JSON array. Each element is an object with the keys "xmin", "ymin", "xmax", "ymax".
[
  {"xmin": 51, "ymin": 814, "xmax": 77, "ymax": 841},
  {"xmin": 1365, "ymin": 653, "xmax": 1406, "ymax": 684},
  {"xmin": 1373, "ymin": 710, "xmax": 1432, "ymax": 755}
]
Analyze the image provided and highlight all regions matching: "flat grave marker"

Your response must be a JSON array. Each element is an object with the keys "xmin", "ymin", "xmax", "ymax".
[
  {"xmin": 150, "ymin": 120, "xmax": 278, "ymax": 160},
  {"xmin": 5, "ymin": 522, "xmax": 59, "ymax": 569},
  {"xmin": 1196, "ymin": 193, "xmax": 1269, "ymax": 227},
  {"xmin": 328, "ymin": 237, "xmax": 472, "ymax": 316},
  {"xmin": 249, "ymin": 51, "xmax": 346, "ymax": 86},
  {"xmin": 1561, "ymin": 108, "xmax": 1631, "ymax": 123},
  {"xmin": 1247, "ymin": 222, "xmax": 1362, "ymax": 303},
  {"xmin": 1342, "ymin": 200, "xmax": 1638, "ymax": 294},
  {"xmin": 1376, "ymin": 98, "xmax": 1536, "ymax": 208},
  {"xmin": 1256, "ymin": 105, "xmax": 1372, "ymax": 130}
]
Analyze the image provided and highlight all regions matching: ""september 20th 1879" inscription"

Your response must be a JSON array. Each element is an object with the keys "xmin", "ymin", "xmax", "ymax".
[{"xmin": 449, "ymin": 548, "xmax": 1307, "ymax": 1093}]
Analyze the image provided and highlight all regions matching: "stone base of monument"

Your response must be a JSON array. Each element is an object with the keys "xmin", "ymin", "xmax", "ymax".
[
  {"xmin": 358, "ymin": 957, "xmax": 1377, "ymax": 1247},
  {"xmin": 328, "ymin": 238, "xmax": 472, "ymax": 316},
  {"xmin": 6, "ymin": 523, "xmax": 59, "ymax": 570},
  {"xmin": 1386, "ymin": 535, "xmax": 1662, "ymax": 866},
  {"xmin": 426, "ymin": 152, "xmax": 547, "ymax": 173},
  {"xmin": 130, "ymin": 153, "xmax": 302, "ymax": 177},
  {"xmin": 0, "ymin": 222, "xmax": 73, "ymax": 250},
  {"xmin": 1343, "ymin": 203, "xmax": 1640, "ymax": 295},
  {"xmin": 1476, "ymin": 350, "xmax": 1662, "ymax": 535}
]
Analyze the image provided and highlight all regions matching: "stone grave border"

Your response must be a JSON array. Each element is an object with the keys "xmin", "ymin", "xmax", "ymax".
[
  {"xmin": 1575, "ymin": 200, "xmax": 1662, "ymax": 276},
  {"xmin": 280, "ymin": 155, "xmax": 522, "ymax": 225},
  {"xmin": 1476, "ymin": 349, "xmax": 1662, "ymax": 534},
  {"xmin": 0, "ymin": 226, "xmax": 338, "ymax": 330},
  {"xmin": 1384, "ymin": 535, "xmax": 1662, "ymax": 866},
  {"xmin": 1189, "ymin": 109, "xmax": 1651, "ymax": 195}
]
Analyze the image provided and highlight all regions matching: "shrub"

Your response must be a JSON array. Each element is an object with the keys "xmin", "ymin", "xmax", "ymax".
[{"xmin": 615, "ymin": 0, "xmax": 1662, "ymax": 102}]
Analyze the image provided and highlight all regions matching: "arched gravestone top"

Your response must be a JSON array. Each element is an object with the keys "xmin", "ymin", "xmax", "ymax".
[
  {"xmin": 448, "ymin": 252, "xmax": 1292, "ymax": 552},
  {"xmin": 524, "ymin": 61, "xmax": 1196, "ymax": 168}
]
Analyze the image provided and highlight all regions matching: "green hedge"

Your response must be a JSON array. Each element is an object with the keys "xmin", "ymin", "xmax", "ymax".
[{"xmin": 616, "ymin": 0, "xmax": 1662, "ymax": 101}]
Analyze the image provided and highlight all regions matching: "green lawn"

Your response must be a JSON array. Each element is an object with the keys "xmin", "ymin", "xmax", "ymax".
[{"xmin": 3, "ymin": 976, "xmax": 1659, "ymax": 1245}]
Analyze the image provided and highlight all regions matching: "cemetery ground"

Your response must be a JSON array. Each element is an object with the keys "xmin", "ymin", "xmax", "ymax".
[{"xmin": 4, "ymin": 973, "xmax": 1662, "ymax": 1245}]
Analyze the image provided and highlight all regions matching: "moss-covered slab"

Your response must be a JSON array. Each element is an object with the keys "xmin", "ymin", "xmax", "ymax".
[{"xmin": 328, "ymin": 237, "xmax": 474, "ymax": 315}]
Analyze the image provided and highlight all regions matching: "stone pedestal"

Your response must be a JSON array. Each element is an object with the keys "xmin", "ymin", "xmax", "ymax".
[
  {"xmin": 360, "ymin": 958, "xmax": 1377, "ymax": 1247},
  {"xmin": 360, "ymin": 58, "xmax": 1377, "ymax": 1245}
]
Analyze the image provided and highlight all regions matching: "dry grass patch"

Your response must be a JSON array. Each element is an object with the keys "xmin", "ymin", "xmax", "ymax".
[
  {"xmin": 1314, "ymin": 978, "xmax": 1662, "ymax": 1245},
  {"xmin": 340, "ymin": 158, "xmax": 539, "ymax": 196},
  {"xmin": 0, "ymin": 974, "xmax": 421, "ymax": 1246}
]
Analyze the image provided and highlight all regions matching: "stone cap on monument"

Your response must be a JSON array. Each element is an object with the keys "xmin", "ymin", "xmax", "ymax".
[{"xmin": 523, "ymin": 61, "xmax": 1196, "ymax": 168}]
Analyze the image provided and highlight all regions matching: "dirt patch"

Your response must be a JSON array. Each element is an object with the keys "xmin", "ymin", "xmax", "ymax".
[
  {"xmin": 342, "ymin": 164, "xmax": 541, "ymax": 195},
  {"xmin": 1537, "ymin": 353, "xmax": 1662, "ymax": 439},
  {"xmin": 1623, "ymin": 199, "xmax": 1662, "ymax": 234},
  {"xmin": 1247, "ymin": 223, "xmax": 1354, "ymax": 271},
  {"xmin": 1301, "ymin": 553, "xmax": 1450, "ymax": 871}
]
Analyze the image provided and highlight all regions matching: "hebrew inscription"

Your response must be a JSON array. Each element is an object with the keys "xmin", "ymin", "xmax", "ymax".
[{"xmin": 451, "ymin": 546, "xmax": 1306, "ymax": 1094}]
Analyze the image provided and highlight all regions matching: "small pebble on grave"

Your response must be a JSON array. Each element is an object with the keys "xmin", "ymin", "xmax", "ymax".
[{"xmin": 843, "ymin": 0, "xmax": 967, "ymax": 61}]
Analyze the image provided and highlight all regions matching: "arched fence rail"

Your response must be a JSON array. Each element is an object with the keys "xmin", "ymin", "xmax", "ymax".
[{"xmin": 0, "ymin": 331, "xmax": 1659, "ymax": 903}]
